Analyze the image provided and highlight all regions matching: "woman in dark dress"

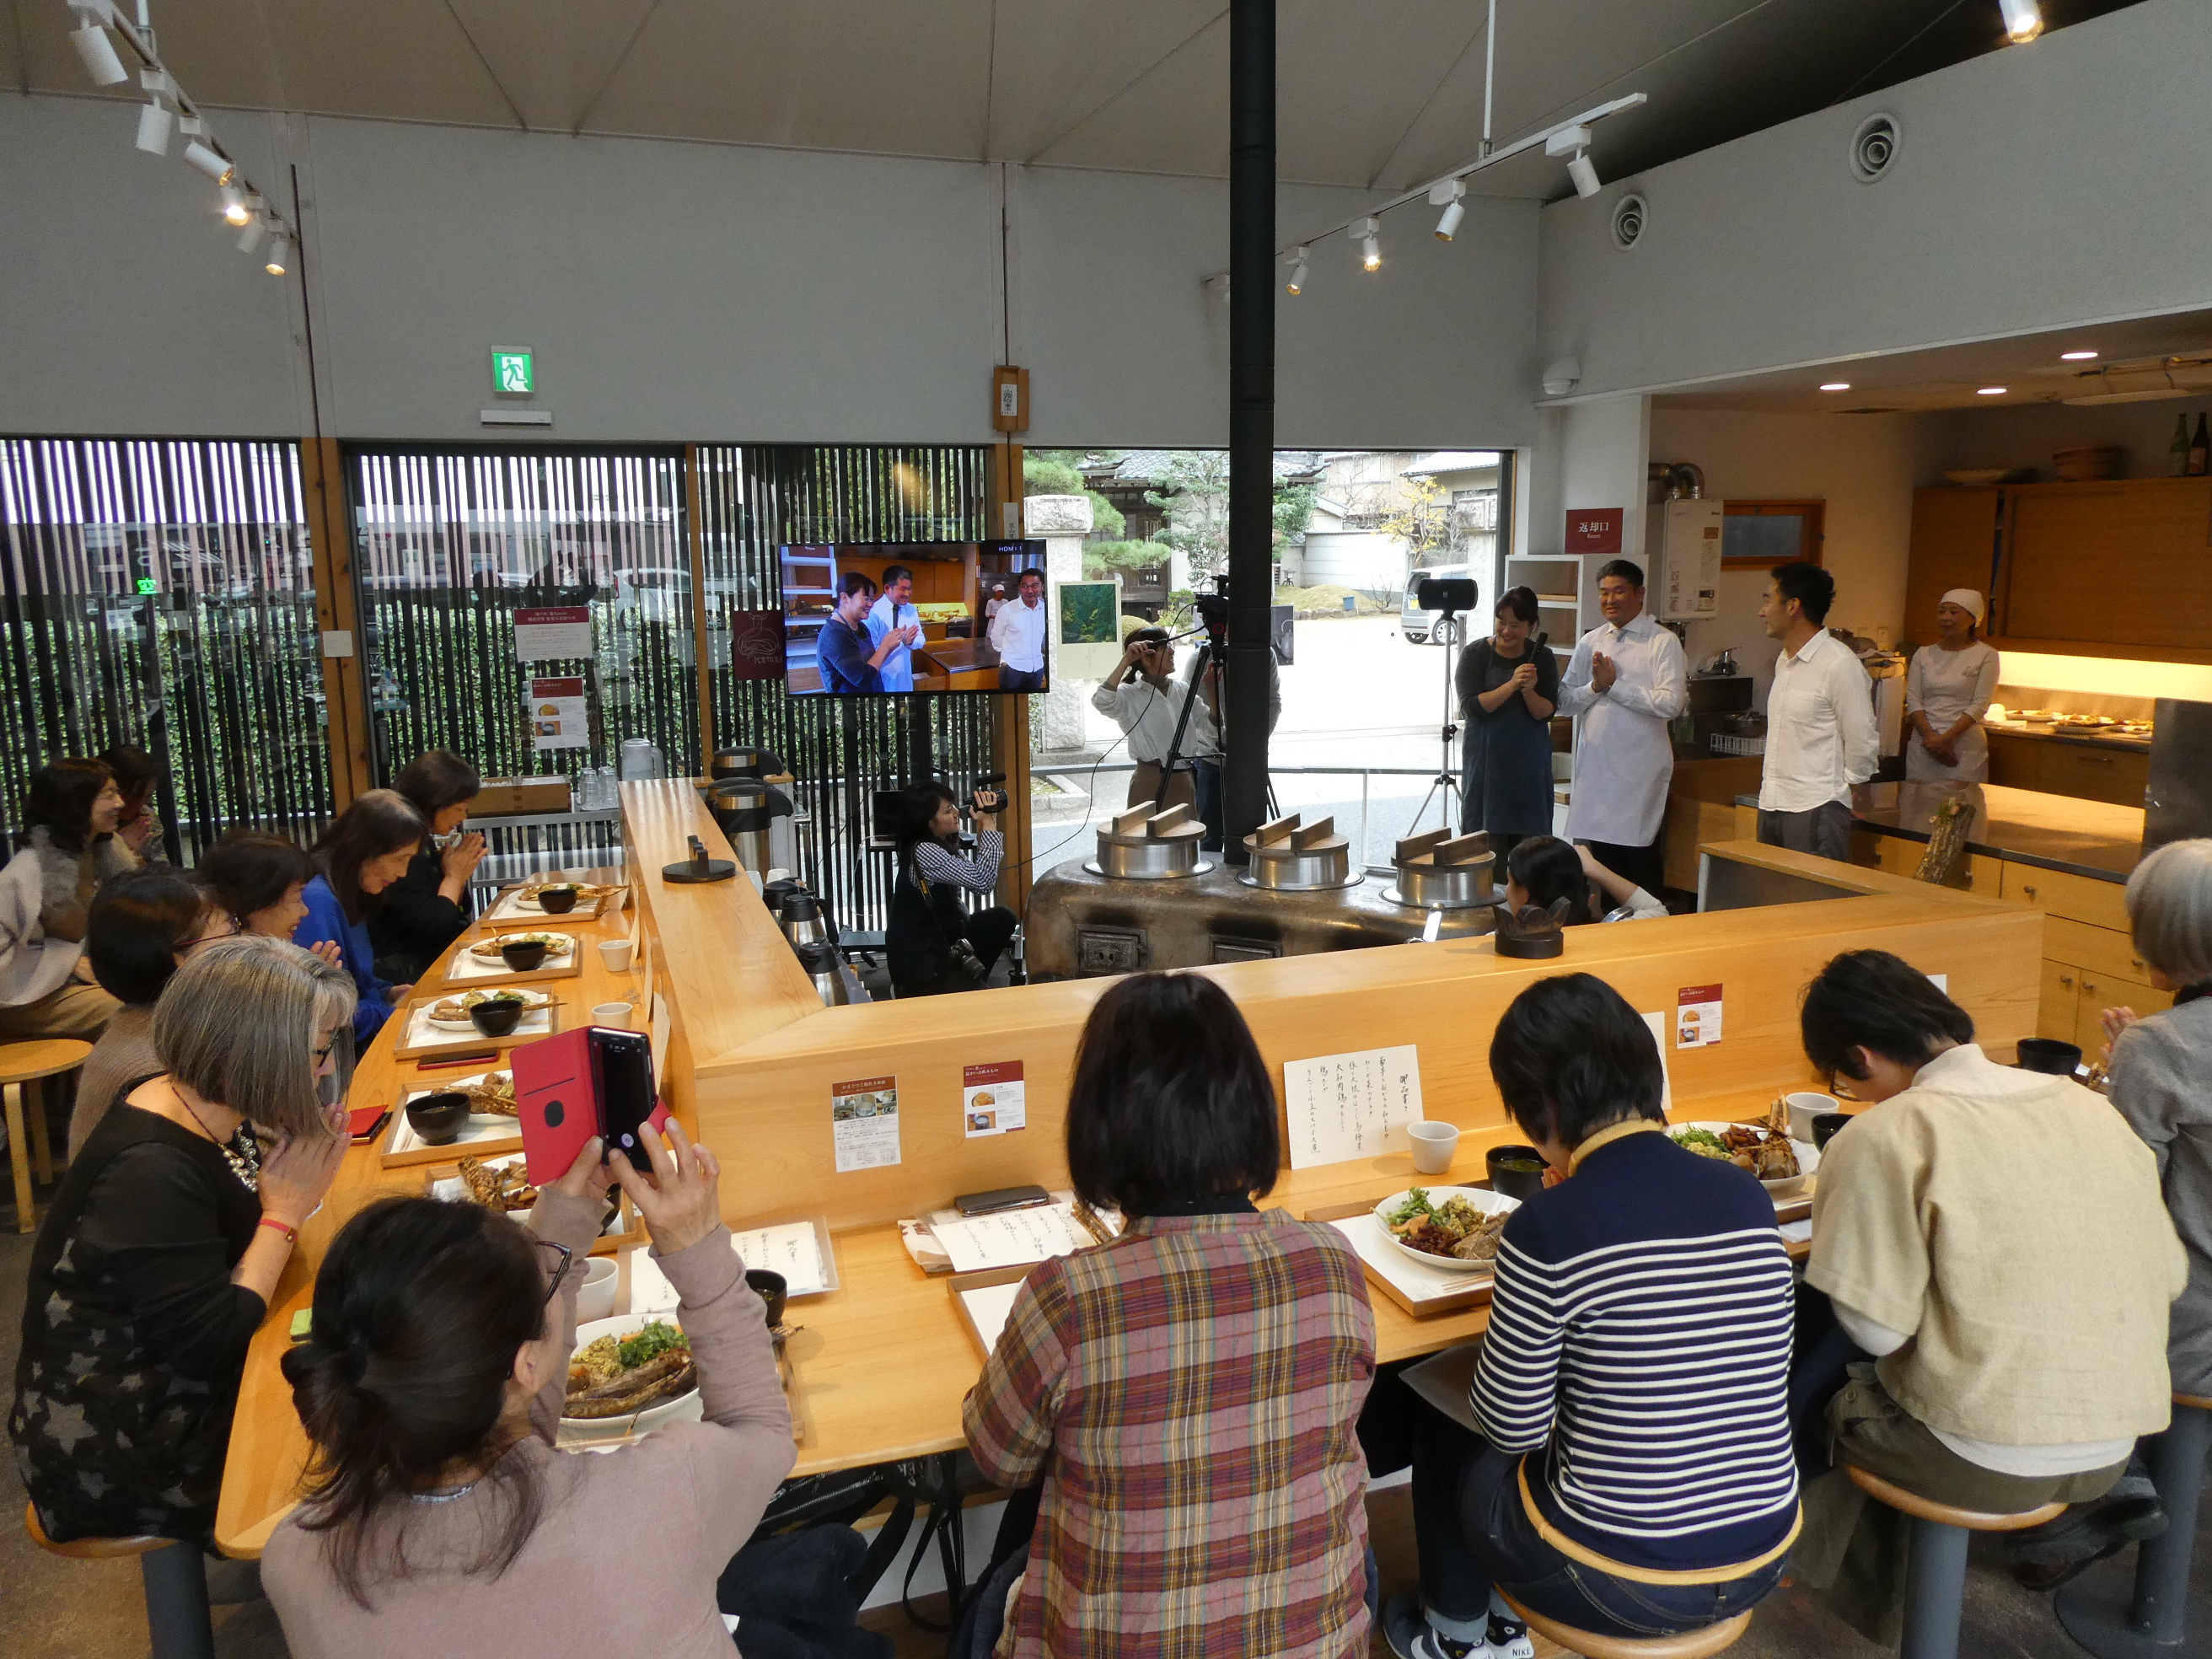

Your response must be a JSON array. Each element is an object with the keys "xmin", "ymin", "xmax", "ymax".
[
  {"xmin": 9, "ymin": 937, "xmax": 352, "ymax": 1546},
  {"xmin": 372, "ymin": 750, "xmax": 486, "ymax": 983},
  {"xmin": 886, "ymin": 781, "xmax": 1017, "ymax": 997},
  {"xmin": 1455, "ymin": 586, "xmax": 1559, "ymax": 865}
]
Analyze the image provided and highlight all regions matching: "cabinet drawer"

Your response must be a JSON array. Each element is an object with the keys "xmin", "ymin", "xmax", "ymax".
[
  {"xmin": 2001, "ymin": 862, "xmax": 2130, "ymax": 932},
  {"xmin": 2044, "ymin": 916, "xmax": 2153, "ymax": 983},
  {"xmin": 2072, "ymin": 970, "xmax": 2174, "ymax": 1055},
  {"xmin": 2039, "ymin": 958, "xmax": 2082, "ymax": 1043},
  {"xmin": 2034, "ymin": 744, "xmax": 2150, "ymax": 808}
]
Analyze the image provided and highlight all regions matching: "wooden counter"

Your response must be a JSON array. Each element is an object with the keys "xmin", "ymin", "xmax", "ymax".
[{"xmin": 214, "ymin": 785, "xmax": 2043, "ymax": 1550}]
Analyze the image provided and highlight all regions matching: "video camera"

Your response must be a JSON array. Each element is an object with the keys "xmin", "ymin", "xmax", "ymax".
[{"xmin": 1195, "ymin": 583, "xmax": 1230, "ymax": 644}]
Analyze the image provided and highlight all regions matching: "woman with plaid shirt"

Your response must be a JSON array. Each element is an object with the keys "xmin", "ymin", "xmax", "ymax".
[{"xmin": 958, "ymin": 973, "xmax": 1378, "ymax": 1659}]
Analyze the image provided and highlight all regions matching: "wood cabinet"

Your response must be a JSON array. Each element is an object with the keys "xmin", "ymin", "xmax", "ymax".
[
  {"xmin": 1985, "ymin": 732, "xmax": 2149, "ymax": 808},
  {"xmin": 1908, "ymin": 477, "xmax": 2212, "ymax": 663},
  {"xmin": 1998, "ymin": 859, "xmax": 2173, "ymax": 1043}
]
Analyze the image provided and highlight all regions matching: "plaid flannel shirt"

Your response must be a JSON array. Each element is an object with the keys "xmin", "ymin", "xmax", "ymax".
[{"xmin": 963, "ymin": 1208, "xmax": 1376, "ymax": 1659}]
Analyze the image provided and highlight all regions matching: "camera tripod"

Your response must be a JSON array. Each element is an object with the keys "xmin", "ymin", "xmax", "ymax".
[
  {"xmin": 1156, "ymin": 631, "xmax": 1278, "ymax": 844},
  {"xmin": 1407, "ymin": 603, "xmax": 1468, "ymax": 838}
]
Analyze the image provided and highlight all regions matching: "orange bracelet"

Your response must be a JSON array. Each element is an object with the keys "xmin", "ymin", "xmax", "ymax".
[{"xmin": 258, "ymin": 1217, "xmax": 298, "ymax": 1245}]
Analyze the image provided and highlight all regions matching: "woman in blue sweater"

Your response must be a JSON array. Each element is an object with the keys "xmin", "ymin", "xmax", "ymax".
[
  {"xmin": 294, "ymin": 790, "xmax": 427, "ymax": 1045},
  {"xmin": 1387, "ymin": 974, "xmax": 1798, "ymax": 1659}
]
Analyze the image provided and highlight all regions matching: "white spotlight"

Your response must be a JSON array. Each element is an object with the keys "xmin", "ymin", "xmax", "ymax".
[
  {"xmin": 237, "ymin": 216, "xmax": 266, "ymax": 255},
  {"xmin": 1998, "ymin": 0, "xmax": 2043, "ymax": 43},
  {"xmin": 1429, "ymin": 177, "xmax": 1466, "ymax": 241},
  {"xmin": 264, "ymin": 234, "xmax": 289, "ymax": 276},
  {"xmin": 1542, "ymin": 357, "xmax": 1582, "ymax": 397},
  {"xmin": 1286, "ymin": 246, "xmax": 1308, "ymax": 295},
  {"xmin": 1567, "ymin": 152, "xmax": 1601, "ymax": 199},
  {"xmin": 134, "ymin": 100, "xmax": 173, "ymax": 155},
  {"xmin": 1352, "ymin": 217, "xmax": 1381, "ymax": 271},
  {"xmin": 183, "ymin": 141, "xmax": 234, "ymax": 185},
  {"xmin": 69, "ymin": 19, "xmax": 129, "ymax": 86},
  {"xmin": 220, "ymin": 185, "xmax": 250, "ymax": 225}
]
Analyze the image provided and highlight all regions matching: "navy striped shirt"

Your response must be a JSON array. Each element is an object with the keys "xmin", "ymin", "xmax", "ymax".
[{"xmin": 1471, "ymin": 1125, "xmax": 1799, "ymax": 1572}]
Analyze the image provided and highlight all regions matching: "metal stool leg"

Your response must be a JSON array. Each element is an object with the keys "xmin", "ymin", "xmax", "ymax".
[
  {"xmin": 2134, "ymin": 1404, "xmax": 2210, "ymax": 1641},
  {"xmin": 139, "ymin": 1540, "xmax": 215, "ymax": 1659},
  {"xmin": 1900, "ymin": 1516, "xmax": 1971, "ymax": 1659}
]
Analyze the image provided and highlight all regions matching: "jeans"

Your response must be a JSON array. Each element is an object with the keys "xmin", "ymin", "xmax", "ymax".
[
  {"xmin": 1757, "ymin": 801, "xmax": 1854, "ymax": 862},
  {"xmin": 1411, "ymin": 1409, "xmax": 1784, "ymax": 1640},
  {"xmin": 1192, "ymin": 758, "xmax": 1223, "ymax": 851},
  {"xmin": 996, "ymin": 666, "xmax": 1047, "ymax": 692}
]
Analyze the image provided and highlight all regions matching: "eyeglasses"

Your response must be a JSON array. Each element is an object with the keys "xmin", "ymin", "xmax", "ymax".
[
  {"xmin": 534, "ymin": 1238, "xmax": 574, "ymax": 1306},
  {"xmin": 312, "ymin": 1040, "xmax": 339, "ymax": 1067},
  {"xmin": 182, "ymin": 920, "xmax": 244, "ymax": 951}
]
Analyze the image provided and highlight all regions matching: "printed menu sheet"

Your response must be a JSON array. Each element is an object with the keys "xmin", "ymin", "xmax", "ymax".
[
  {"xmin": 631, "ymin": 1220, "xmax": 831, "ymax": 1313},
  {"xmin": 830, "ymin": 1076, "xmax": 901, "ymax": 1173},
  {"xmin": 963, "ymin": 1061, "xmax": 1026, "ymax": 1137},
  {"xmin": 932, "ymin": 1203, "xmax": 1085, "ymax": 1275},
  {"xmin": 1284, "ymin": 1044, "xmax": 1424, "ymax": 1169}
]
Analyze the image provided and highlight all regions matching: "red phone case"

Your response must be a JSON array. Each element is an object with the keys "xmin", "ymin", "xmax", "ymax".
[{"xmin": 511, "ymin": 1027, "xmax": 674, "ymax": 1185}]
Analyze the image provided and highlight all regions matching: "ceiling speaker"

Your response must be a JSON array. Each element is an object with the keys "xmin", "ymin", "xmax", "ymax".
[
  {"xmin": 1611, "ymin": 192, "xmax": 1647, "ymax": 250},
  {"xmin": 1851, "ymin": 114, "xmax": 1901, "ymax": 184}
]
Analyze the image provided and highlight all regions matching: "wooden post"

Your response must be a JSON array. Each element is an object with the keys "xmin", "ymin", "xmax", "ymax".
[
  {"xmin": 684, "ymin": 443, "xmax": 717, "ymax": 776},
  {"xmin": 302, "ymin": 438, "xmax": 373, "ymax": 808},
  {"xmin": 989, "ymin": 441, "xmax": 1034, "ymax": 914}
]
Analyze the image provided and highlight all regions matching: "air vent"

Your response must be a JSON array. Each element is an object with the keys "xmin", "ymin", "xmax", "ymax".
[
  {"xmin": 1611, "ymin": 192, "xmax": 1647, "ymax": 250},
  {"xmin": 1850, "ymin": 114, "xmax": 1900, "ymax": 184}
]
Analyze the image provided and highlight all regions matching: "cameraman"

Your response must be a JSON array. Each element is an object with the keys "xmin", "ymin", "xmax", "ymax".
[
  {"xmin": 1093, "ymin": 628, "xmax": 1200, "ymax": 813},
  {"xmin": 886, "ymin": 781, "xmax": 1018, "ymax": 998}
]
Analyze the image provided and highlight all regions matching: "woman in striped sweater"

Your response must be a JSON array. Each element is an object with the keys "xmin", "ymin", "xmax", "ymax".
[{"xmin": 1388, "ymin": 974, "xmax": 1799, "ymax": 1659}]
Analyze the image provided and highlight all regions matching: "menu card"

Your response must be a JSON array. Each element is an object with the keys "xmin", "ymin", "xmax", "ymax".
[
  {"xmin": 630, "ymin": 1220, "xmax": 833, "ymax": 1313},
  {"xmin": 1284, "ymin": 1044, "xmax": 1424, "ymax": 1169},
  {"xmin": 932, "ymin": 1203, "xmax": 1085, "ymax": 1275}
]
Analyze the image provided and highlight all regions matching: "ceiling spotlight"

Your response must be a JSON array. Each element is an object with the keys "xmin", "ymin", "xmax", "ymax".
[
  {"xmin": 1286, "ymin": 247, "xmax": 1307, "ymax": 295},
  {"xmin": 1429, "ymin": 178, "xmax": 1466, "ymax": 241},
  {"xmin": 1352, "ymin": 217, "xmax": 1381, "ymax": 271},
  {"xmin": 220, "ymin": 185, "xmax": 250, "ymax": 225},
  {"xmin": 237, "ymin": 215, "xmax": 266, "ymax": 255},
  {"xmin": 1567, "ymin": 153, "xmax": 1601, "ymax": 199},
  {"xmin": 1543, "ymin": 124, "xmax": 1601, "ymax": 198},
  {"xmin": 264, "ymin": 234, "xmax": 289, "ymax": 276},
  {"xmin": 1976, "ymin": 386, "xmax": 2008, "ymax": 395},
  {"xmin": 1998, "ymin": 0, "xmax": 2043, "ymax": 43},
  {"xmin": 2060, "ymin": 350, "xmax": 2098, "ymax": 361},
  {"xmin": 183, "ymin": 141, "xmax": 234, "ymax": 185},
  {"xmin": 1542, "ymin": 357, "xmax": 1582, "ymax": 397},
  {"xmin": 1820, "ymin": 382, "xmax": 1852, "ymax": 392},
  {"xmin": 134, "ymin": 100, "xmax": 173, "ymax": 156},
  {"xmin": 68, "ymin": 18, "xmax": 128, "ymax": 86}
]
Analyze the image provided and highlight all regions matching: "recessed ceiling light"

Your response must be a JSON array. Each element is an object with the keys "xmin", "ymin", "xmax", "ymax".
[
  {"xmin": 2059, "ymin": 350, "xmax": 2098, "ymax": 362},
  {"xmin": 1819, "ymin": 382, "xmax": 1851, "ymax": 392},
  {"xmin": 1977, "ymin": 386, "xmax": 2007, "ymax": 395}
]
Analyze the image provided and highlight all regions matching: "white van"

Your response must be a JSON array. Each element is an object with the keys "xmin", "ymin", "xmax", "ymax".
[{"xmin": 1400, "ymin": 564, "xmax": 1474, "ymax": 646}]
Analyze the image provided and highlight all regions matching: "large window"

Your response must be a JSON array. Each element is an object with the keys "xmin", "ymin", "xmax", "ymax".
[{"xmin": 0, "ymin": 438, "xmax": 330, "ymax": 858}]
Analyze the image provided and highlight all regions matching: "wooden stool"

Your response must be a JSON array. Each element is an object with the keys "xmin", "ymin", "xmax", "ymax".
[
  {"xmin": 2054, "ymin": 1392, "xmax": 2212, "ymax": 1658},
  {"xmin": 1844, "ymin": 1465, "xmax": 2065, "ymax": 1659},
  {"xmin": 1, "ymin": 1039, "xmax": 90, "ymax": 1233},
  {"xmin": 1496, "ymin": 1589, "xmax": 1753, "ymax": 1659},
  {"xmin": 24, "ymin": 1501, "xmax": 215, "ymax": 1659}
]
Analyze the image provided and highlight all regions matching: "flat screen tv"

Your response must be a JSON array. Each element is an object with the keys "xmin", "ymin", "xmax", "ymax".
[{"xmin": 781, "ymin": 540, "xmax": 1050, "ymax": 695}]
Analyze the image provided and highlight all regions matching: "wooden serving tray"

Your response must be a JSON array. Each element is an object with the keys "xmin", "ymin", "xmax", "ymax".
[
  {"xmin": 948, "ymin": 1264, "xmax": 1037, "ymax": 1361},
  {"xmin": 389, "ymin": 993, "xmax": 564, "ymax": 1060},
  {"xmin": 440, "ymin": 933, "xmax": 586, "ymax": 988},
  {"xmin": 480, "ymin": 883, "xmax": 629, "ymax": 930},
  {"xmin": 1307, "ymin": 1200, "xmax": 1497, "ymax": 1318}
]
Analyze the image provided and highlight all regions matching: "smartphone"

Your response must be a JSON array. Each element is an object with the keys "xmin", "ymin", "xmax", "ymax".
[
  {"xmin": 346, "ymin": 1104, "xmax": 391, "ymax": 1145},
  {"xmin": 513, "ymin": 1027, "xmax": 671, "ymax": 1184},
  {"xmin": 954, "ymin": 1184, "xmax": 1051, "ymax": 1217},
  {"xmin": 593, "ymin": 1028, "xmax": 666, "ymax": 1174}
]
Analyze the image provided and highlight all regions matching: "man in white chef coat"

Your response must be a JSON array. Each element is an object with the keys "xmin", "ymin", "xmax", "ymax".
[
  {"xmin": 1556, "ymin": 558, "xmax": 1688, "ymax": 897},
  {"xmin": 1756, "ymin": 561, "xmax": 1877, "ymax": 862}
]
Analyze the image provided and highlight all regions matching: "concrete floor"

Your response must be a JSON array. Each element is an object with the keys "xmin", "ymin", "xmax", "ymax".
[{"xmin": 8, "ymin": 1086, "xmax": 2212, "ymax": 1659}]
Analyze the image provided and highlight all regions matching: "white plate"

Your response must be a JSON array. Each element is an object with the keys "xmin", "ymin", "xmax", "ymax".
[
  {"xmin": 1668, "ymin": 1122, "xmax": 1817, "ymax": 1199},
  {"xmin": 468, "ymin": 932, "xmax": 577, "ymax": 963},
  {"xmin": 1371, "ymin": 1186, "xmax": 1520, "ymax": 1275},
  {"xmin": 424, "ymin": 987, "xmax": 556, "ymax": 1031},
  {"xmin": 561, "ymin": 1312, "xmax": 701, "ymax": 1438}
]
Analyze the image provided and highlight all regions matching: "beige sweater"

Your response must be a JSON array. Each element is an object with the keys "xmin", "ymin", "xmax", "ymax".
[
  {"xmin": 1808, "ymin": 1044, "xmax": 2187, "ymax": 1446},
  {"xmin": 71, "ymin": 1006, "xmax": 158, "ymax": 1159},
  {"xmin": 263, "ymin": 1189, "xmax": 794, "ymax": 1658}
]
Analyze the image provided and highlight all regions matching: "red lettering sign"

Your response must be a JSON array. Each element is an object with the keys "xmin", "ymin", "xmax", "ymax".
[{"xmin": 1565, "ymin": 508, "xmax": 1624, "ymax": 555}]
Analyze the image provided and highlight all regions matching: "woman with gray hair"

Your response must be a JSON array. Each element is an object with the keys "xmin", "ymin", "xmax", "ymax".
[
  {"xmin": 8, "ymin": 937, "xmax": 353, "ymax": 1547},
  {"xmin": 2103, "ymin": 838, "xmax": 2212, "ymax": 1399}
]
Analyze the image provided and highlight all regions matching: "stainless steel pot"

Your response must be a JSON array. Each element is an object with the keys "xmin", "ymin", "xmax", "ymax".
[
  {"xmin": 1239, "ymin": 813, "xmax": 1358, "ymax": 891},
  {"xmin": 1087, "ymin": 799, "xmax": 1211, "ymax": 881}
]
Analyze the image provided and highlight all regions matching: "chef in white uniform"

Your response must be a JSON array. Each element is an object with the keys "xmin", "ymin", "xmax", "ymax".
[
  {"xmin": 1555, "ymin": 557, "xmax": 1688, "ymax": 897},
  {"xmin": 1904, "ymin": 588, "xmax": 2000, "ymax": 783}
]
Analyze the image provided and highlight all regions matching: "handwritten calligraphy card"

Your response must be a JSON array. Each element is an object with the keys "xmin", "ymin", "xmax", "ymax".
[{"xmin": 1283, "ymin": 1044, "xmax": 1424, "ymax": 1169}]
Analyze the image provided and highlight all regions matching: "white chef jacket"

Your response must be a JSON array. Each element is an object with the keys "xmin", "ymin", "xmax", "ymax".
[
  {"xmin": 1904, "ymin": 640, "xmax": 2000, "ymax": 784},
  {"xmin": 1557, "ymin": 611, "xmax": 1688, "ymax": 846},
  {"xmin": 1176, "ymin": 656, "xmax": 1283, "ymax": 760},
  {"xmin": 1091, "ymin": 676, "xmax": 1201, "ymax": 764},
  {"xmin": 1758, "ymin": 628, "xmax": 1880, "ymax": 813},
  {"xmin": 989, "ymin": 597, "xmax": 1048, "ymax": 674},
  {"xmin": 864, "ymin": 594, "xmax": 921, "ymax": 693}
]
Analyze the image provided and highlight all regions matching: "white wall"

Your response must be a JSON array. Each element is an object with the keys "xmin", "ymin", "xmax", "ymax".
[
  {"xmin": 1648, "ymin": 408, "xmax": 1924, "ymax": 700},
  {"xmin": 1538, "ymin": 0, "xmax": 2212, "ymax": 400},
  {"xmin": 0, "ymin": 94, "xmax": 1542, "ymax": 449}
]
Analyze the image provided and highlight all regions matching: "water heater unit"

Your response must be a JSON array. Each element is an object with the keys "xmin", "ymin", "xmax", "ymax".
[{"xmin": 1652, "ymin": 498, "xmax": 1724, "ymax": 620}]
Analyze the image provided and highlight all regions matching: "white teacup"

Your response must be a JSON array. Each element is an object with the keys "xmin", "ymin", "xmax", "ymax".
[
  {"xmin": 1784, "ymin": 1092, "xmax": 1839, "ymax": 1142},
  {"xmin": 576, "ymin": 1257, "xmax": 619, "ymax": 1323},
  {"xmin": 598, "ymin": 938, "xmax": 635, "ymax": 973},
  {"xmin": 1408, "ymin": 1119, "xmax": 1461, "ymax": 1176},
  {"xmin": 591, "ymin": 1001, "xmax": 632, "ymax": 1028}
]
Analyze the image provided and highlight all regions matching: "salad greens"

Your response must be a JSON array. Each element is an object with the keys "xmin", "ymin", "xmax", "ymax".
[
  {"xmin": 1669, "ymin": 1127, "xmax": 1731, "ymax": 1157},
  {"xmin": 616, "ymin": 1319, "xmax": 689, "ymax": 1369},
  {"xmin": 1383, "ymin": 1189, "xmax": 1435, "ymax": 1227}
]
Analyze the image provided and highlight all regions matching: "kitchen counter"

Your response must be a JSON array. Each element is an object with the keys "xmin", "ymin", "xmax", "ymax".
[
  {"xmin": 1983, "ymin": 717, "xmax": 2152, "ymax": 754},
  {"xmin": 1733, "ymin": 781, "xmax": 2145, "ymax": 883}
]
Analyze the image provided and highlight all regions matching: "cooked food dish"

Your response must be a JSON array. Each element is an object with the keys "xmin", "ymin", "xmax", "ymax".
[
  {"xmin": 427, "ymin": 989, "xmax": 547, "ymax": 1028},
  {"xmin": 470, "ymin": 931, "xmax": 573, "ymax": 961},
  {"xmin": 1382, "ymin": 1188, "xmax": 1510, "ymax": 1264},
  {"xmin": 564, "ymin": 1320, "xmax": 695, "ymax": 1420},
  {"xmin": 1669, "ymin": 1122, "xmax": 1801, "ymax": 1181},
  {"xmin": 458, "ymin": 1154, "xmax": 538, "ymax": 1211},
  {"xmin": 517, "ymin": 881, "xmax": 617, "ymax": 909},
  {"xmin": 457, "ymin": 1071, "xmax": 518, "ymax": 1116}
]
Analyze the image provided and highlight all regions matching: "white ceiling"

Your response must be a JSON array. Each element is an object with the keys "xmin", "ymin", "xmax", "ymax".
[
  {"xmin": 0, "ymin": 0, "xmax": 2141, "ymax": 199},
  {"xmin": 1650, "ymin": 309, "xmax": 2212, "ymax": 413}
]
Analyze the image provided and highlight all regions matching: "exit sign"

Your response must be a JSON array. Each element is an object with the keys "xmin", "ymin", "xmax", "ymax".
[
  {"xmin": 492, "ymin": 349, "xmax": 534, "ymax": 395},
  {"xmin": 1565, "ymin": 507, "xmax": 1624, "ymax": 555},
  {"xmin": 135, "ymin": 577, "xmax": 158, "ymax": 595}
]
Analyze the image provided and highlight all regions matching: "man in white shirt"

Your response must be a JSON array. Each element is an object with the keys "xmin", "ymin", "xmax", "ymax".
[
  {"xmin": 1556, "ymin": 558, "xmax": 1687, "ymax": 898},
  {"xmin": 1756, "ymin": 561, "xmax": 1877, "ymax": 862},
  {"xmin": 865, "ymin": 564, "xmax": 922, "ymax": 693},
  {"xmin": 988, "ymin": 568, "xmax": 1049, "ymax": 691},
  {"xmin": 1091, "ymin": 628, "xmax": 1200, "ymax": 811}
]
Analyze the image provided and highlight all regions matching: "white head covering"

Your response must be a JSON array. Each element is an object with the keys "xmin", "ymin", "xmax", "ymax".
[{"xmin": 1939, "ymin": 588, "xmax": 1984, "ymax": 625}]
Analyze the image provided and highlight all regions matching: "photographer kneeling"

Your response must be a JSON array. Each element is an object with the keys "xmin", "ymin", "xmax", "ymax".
[{"xmin": 888, "ymin": 781, "xmax": 1017, "ymax": 997}]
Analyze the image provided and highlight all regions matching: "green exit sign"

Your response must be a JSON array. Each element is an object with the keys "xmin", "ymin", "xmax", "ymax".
[
  {"xmin": 492, "ymin": 349, "xmax": 534, "ymax": 395},
  {"xmin": 136, "ymin": 577, "xmax": 158, "ymax": 595}
]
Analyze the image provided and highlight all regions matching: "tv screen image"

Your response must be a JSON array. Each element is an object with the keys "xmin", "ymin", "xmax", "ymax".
[{"xmin": 780, "ymin": 540, "xmax": 1050, "ymax": 696}]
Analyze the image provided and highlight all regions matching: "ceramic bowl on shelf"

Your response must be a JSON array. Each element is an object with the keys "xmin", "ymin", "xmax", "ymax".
[{"xmin": 1943, "ymin": 470, "xmax": 2009, "ymax": 486}]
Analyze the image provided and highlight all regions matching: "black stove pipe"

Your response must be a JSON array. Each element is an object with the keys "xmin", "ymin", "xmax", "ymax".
[{"xmin": 1223, "ymin": 0, "xmax": 1275, "ymax": 866}]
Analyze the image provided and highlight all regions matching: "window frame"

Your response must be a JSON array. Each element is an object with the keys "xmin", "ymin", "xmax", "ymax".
[{"xmin": 1720, "ymin": 498, "xmax": 1825, "ymax": 568}]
